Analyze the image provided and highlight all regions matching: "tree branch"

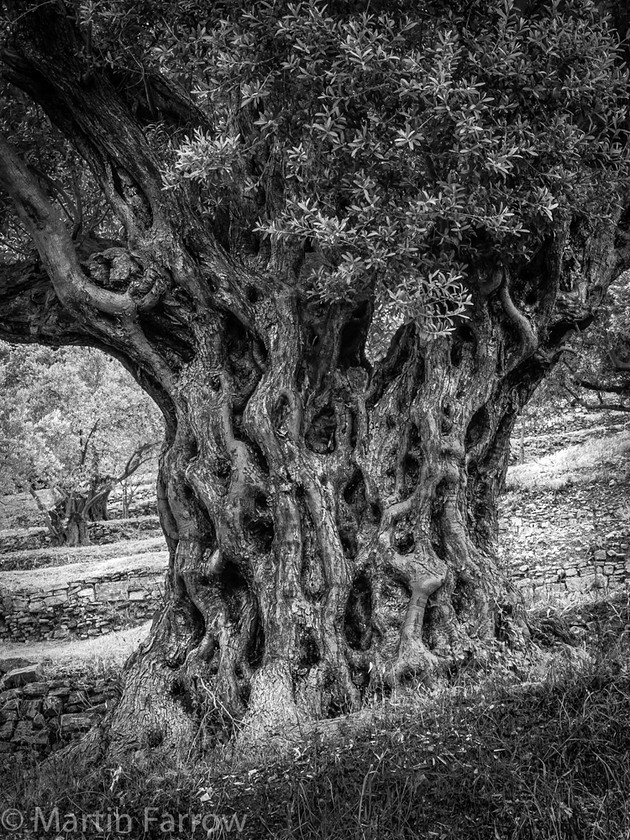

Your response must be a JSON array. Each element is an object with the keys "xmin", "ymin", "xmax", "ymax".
[
  {"xmin": 27, "ymin": 483, "xmax": 62, "ymax": 542},
  {"xmin": 575, "ymin": 378, "xmax": 630, "ymax": 395},
  {"xmin": 79, "ymin": 420, "xmax": 100, "ymax": 466},
  {"xmin": 497, "ymin": 270, "xmax": 538, "ymax": 366},
  {"xmin": 1, "ymin": 1, "xmax": 167, "ymax": 232},
  {"xmin": 0, "ymin": 134, "xmax": 141, "ymax": 318}
]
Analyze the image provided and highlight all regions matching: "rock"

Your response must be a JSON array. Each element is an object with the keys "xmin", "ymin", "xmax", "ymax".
[
  {"xmin": 23, "ymin": 699, "xmax": 42, "ymax": 719},
  {"xmin": 1, "ymin": 664, "xmax": 41, "ymax": 689},
  {"xmin": 11, "ymin": 720, "xmax": 34, "ymax": 743},
  {"xmin": 47, "ymin": 684, "xmax": 71, "ymax": 697},
  {"xmin": 0, "ymin": 657, "xmax": 34, "ymax": 675},
  {"xmin": 43, "ymin": 593, "xmax": 68, "ymax": 607},
  {"xmin": 60, "ymin": 713, "xmax": 98, "ymax": 734},
  {"xmin": 42, "ymin": 696, "xmax": 63, "ymax": 717},
  {"xmin": 22, "ymin": 681, "xmax": 49, "ymax": 697},
  {"xmin": 565, "ymin": 576, "xmax": 587, "ymax": 591},
  {"xmin": 0, "ymin": 722, "xmax": 15, "ymax": 740},
  {"xmin": 95, "ymin": 582, "xmax": 127, "ymax": 602},
  {"xmin": 0, "ymin": 689, "xmax": 21, "ymax": 702},
  {"xmin": 22, "ymin": 730, "xmax": 49, "ymax": 746}
]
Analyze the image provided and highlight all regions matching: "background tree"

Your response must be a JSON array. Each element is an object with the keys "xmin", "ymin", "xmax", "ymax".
[
  {"xmin": 1, "ymin": 0, "xmax": 630, "ymax": 759},
  {"xmin": 0, "ymin": 341, "xmax": 162, "ymax": 544}
]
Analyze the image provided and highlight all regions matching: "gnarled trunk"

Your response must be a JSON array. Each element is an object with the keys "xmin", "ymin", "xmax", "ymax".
[{"xmin": 100, "ymin": 289, "xmax": 542, "ymax": 760}]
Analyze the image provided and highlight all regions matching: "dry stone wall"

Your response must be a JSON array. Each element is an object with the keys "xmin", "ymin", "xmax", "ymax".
[
  {"xmin": 0, "ymin": 515, "xmax": 161, "ymax": 555},
  {"xmin": 500, "ymin": 483, "xmax": 630, "ymax": 598},
  {"xmin": 0, "ymin": 664, "xmax": 119, "ymax": 762},
  {"xmin": 0, "ymin": 569, "xmax": 163, "ymax": 641}
]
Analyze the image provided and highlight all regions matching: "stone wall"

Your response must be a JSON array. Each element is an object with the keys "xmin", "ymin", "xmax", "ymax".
[
  {"xmin": 0, "ymin": 515, "xmax": 161, "ymax": 555},
  {"xmin": 0, "ymin": 665, "xmax": 119, "ymax": 761},
  {"xmin": 0, "ymin": 569, "xmax": 163, "ymax": 641},
  {"xmin": 507, "ymin": 546, "xmax": 630, "ymax": 599},
  {"xmin": 500, "ymin": 488, "xmax": 630, "ymax": 599}
]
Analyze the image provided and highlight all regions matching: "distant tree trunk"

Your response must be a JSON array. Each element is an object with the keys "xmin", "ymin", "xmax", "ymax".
[
  {"xmin": 55, "ymin": 494, "xmax": 91, "ymax": 547},
  {"xmin": 519, "ymin": 410, "xmax": 527, "ymax": 465},
  {"xmin": 86, "ymin": 486, "xmax": 110, "ymax": 522},
  {"xmin": 120, "ymin": 481, "xmax": 131, "ymax": 519},
  {"xmin": 63, "ymin": 509, "xmax": 90, "ymax": 547},
  {"xmin": 28, "ymin": 485, "xmax": 67, "ymax": 547}
]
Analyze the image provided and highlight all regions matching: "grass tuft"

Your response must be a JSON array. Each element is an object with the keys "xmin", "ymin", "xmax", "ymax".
[{"xmin": 505, "ymin": 430, "xmax": 630, "ymax": 492}]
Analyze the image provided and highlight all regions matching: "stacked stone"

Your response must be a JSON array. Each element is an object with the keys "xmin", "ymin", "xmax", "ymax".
[
  {"xmin": 500, "ymin": 504, "xmax": 630, "ymax": 597},
  {"xmin": 0, "ymin": 663, "xmax": 119, "ymax": 761},
  {"xmin": 0, "ymin": 515, "xmax": 161, "ymax": 555},
  {"xmin": 0, "ymin": 571, "xmax": 163, "ymax": 642}
]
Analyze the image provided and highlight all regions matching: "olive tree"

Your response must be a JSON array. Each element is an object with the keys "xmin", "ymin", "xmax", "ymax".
[
  {"xmin": 0, "ymin": 0, "xmax": 629, "ymax": 757},
  {"xmin": 0, "ymin": 342, "xmax": 160, "ymax": 543}
]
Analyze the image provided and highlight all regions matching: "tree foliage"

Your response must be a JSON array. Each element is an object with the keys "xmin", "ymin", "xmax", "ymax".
[
  {"xmin": 3, "ymin": 1, "xmax": 629, "ymax": 337},
  {"xmin": 73, "ymin": 0, "xmax": 630, "ymax": 335}
]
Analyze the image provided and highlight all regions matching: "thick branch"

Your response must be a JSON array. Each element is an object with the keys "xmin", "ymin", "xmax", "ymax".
[
  {"xmin": 106, "ymin": 67, "xmax": 212, "ymax": 134},
  {"xmin": 79, "ymin": 421, "xmax": 100, "ymax": 466},
  {"xmin": 0, "ymin": 134, "xmax": 143, "ymax": 317},
  {"xmin": 498, "ymin": 271, "xmax": 538, "ymax": 366},
  {"xmin": 576, "ymin": 378, "xmax": 630, "ymax": 395},
  {"xmin": 565, "ymin": 385, "xmax": 630, "ymax": 412},
  {"xmin": 1, "ymin": 2, "xmax": 166, "ymax": 230}
]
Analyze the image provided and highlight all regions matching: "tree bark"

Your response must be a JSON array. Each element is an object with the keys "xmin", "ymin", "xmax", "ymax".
[
  {"xmin": 56, "ymin": 495, "xmax": 91, "ymax": 547},
  {"xmin": 96, "ymin": 289, "xmax": 549, "ymax": 759},
  {"xmin": 63, "ymin": 511, "xmax": 90, "ymax": 547}
]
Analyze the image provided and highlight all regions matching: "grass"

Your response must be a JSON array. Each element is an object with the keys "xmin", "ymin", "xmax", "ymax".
[
  {"xmin": 0, "ymin": 621, "xmax": 151, "ymax": 670},
  {"xmin": 0, "ymin": 533, "xmax": 166, "ymax": 573},
  {"xmin": 4, "ymin": 595, "xmax": 630, "ymax": 840},
  {"xmin": 505, "ymin": 430, "xmax": 630, "ymax": 493}
]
